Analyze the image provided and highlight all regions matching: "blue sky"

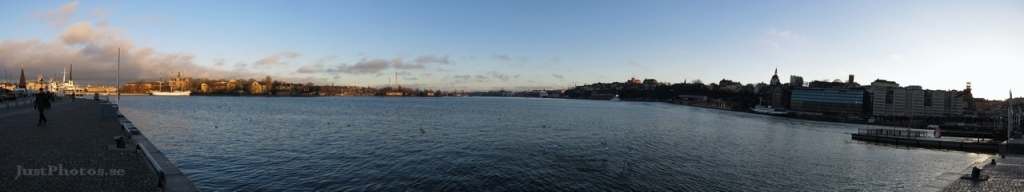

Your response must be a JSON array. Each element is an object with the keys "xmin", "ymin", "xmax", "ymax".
[{"xmin": 1, "ymin": 0, "xmax": 1022, "ymax": 99}]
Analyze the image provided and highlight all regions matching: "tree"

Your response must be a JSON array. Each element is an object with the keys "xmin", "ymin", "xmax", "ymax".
[{"xmin": 691, "ymin": 79, "xmax": 703, "ymax": 85}]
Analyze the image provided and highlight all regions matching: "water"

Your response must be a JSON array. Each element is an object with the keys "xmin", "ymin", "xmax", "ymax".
[{"xmin": 118, "ymin": 96, "xmax": 989, "ymax": 191}]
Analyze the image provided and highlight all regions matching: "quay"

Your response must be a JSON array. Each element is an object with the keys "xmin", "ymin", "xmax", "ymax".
[
  {"xmin": 0, "ymin": 96, "xmax": 197, "ymax": 191},
  {"xmin": 851, "ymin": 128, "xmax": 1001, "ymax": 152}
]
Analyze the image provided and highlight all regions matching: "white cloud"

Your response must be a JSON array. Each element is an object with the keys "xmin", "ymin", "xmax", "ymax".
[
  {"xmin": 34, "ymin": 1, "xmax": 79, "ymax": 28},
  {"xmin": 415, "ymin": 54, "xmax": 452, "ymax": 65},
  {"xmin": 767, "ymin": 28, "xmax": 806, "ymax": 41},
  {"xmin": 254, "ymin": 50, "xmax": 302, "ymax": 66},
  {"xmin": 762, "ymin": 40, "xmax": 781, "ymax": 50},
  {"xmin": 492, "ymin": 54, "xmax": 511, "ymax": 61}
]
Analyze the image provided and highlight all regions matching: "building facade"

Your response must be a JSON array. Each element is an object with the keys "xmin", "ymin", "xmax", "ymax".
[
  {"xmin": 789, "ymin": 87, "xmax": 865, "ymax": 115},
  {"xmin": 870, "ymin": 79, "xmax": 966, "ymax": 117}
]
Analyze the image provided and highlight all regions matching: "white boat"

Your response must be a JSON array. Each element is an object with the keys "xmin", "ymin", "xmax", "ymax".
[
  {"xmin": 610, "ymin": 94, "xmax": 621, "ymax": 102},
  {"xmin": 539, "ymin": 91, "xmax": 549, "ymax": 98},
  {"xmin": 150, "ymin": 90, "xmax": 191, "ymax": 96},
  {"xmin": 751, "ymin": 105, "xmax": 787, "ymax": 115},
  {"xmin": 150, "ymin": 72, "xmax": 191, "ymax": 96}
]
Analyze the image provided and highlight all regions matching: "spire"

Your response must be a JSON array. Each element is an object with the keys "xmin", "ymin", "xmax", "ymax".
[{"xmin": 774, "ymin": 67, "xmax": 777, "ymax": 75}]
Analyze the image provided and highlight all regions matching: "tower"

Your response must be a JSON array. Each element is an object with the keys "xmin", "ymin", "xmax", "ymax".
[{"xmin": 769, "ymin": 67, "xmax": 780, "ymax": 86}]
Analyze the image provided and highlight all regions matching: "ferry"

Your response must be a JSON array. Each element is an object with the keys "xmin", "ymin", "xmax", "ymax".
[{"xmin": 610, "ymin": 94, "xmax": 621, "ymax": 102}]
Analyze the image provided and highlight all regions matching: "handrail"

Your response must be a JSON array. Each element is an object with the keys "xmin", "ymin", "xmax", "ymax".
[{"xmin": 137, "ymin": 143, "xmax": 167, "ymax": 188}]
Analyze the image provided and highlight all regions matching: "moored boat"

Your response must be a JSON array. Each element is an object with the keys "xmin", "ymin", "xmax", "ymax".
[{"xmin": 751, "ymin": 105, "xmax": 787, "ymax": 115}]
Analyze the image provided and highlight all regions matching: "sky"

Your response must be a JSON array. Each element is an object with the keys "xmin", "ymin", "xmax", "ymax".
[{"xmin": 0, "ymin": 0, "xmax": 1022, "ymax": 99}]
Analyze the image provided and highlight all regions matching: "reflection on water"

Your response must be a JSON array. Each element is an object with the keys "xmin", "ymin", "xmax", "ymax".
[{"xmin": 119, "ymin": 96, "xmax": 988, "ymax": 191}]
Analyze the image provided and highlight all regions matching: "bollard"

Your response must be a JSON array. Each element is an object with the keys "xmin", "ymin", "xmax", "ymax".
[
  {"xmin": 972, "ymin": 167, "xmax": 980, "ymax": 180},
  {"xmin": 114, "ymin": 136, "xmax": 126, "ymax": 148},
  {"xmin": 991, "ymin": 159, "xmax": 996, "ymax": 165}
]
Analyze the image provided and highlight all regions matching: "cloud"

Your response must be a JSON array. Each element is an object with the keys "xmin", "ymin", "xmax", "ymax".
[
  {"xmin": 492, "ymin": 54, "xmax": 511, "ymax": 61},
  {"xmin": 214, "ymin": 58, "xmax": 225, "ymax": 66},
  {"xmin": 296, "ymin": 65, "xmax": 321, "ymax": 73},
  {"xmin": 392, "ymin": 58, "xmax": 424, "ymax": 69},
  {"xmin": 0, "ymin": 4, "xmax": 296, "ymax": 86},
  {"xmin": 486, "ymin": 71, "xmax": 513, "ymax": 82},
  {"xmin": 552, "ymin": 74, "xmax": 563, "ymax": 79},
  {"xmin": 254, "ymin": 50, "xmax": 302, "ymax": 66},
  {"xmin": 767, "ymin": 28, "xmax": 806, "ymax": 41},
  {"xmin": 519, "ymin": 57, "xmax": 530, "ymax": 63},
  {"xmin": 415, "ymin": 54, "xmax": 452, "ymax": 65},
  {"xmin": 550, "ymin": 57, "xmax": 560, "ymax": 62},
  {"xmin": 34, "ymin": 1, "xmax": 79, "ymax": 28},
  {"xmin": 762, "ymin": 40, "xmax": 780, "ymax": 50},
  {"xmin": 234, "ymin": 61, "xmax": 248, "ymax": 68},
  {"xmin": 453, "ymin": 75, "xmax": 471, "ymax": 81},
  {"xmin": 327, "ymin": 58, "xmax": 390, "ymax": 74},
  {"xmin": 627, "ymin": 61, "xmax": 648, "ymax": 70}
]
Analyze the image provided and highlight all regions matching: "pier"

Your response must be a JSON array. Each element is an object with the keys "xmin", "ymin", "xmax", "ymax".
[
  {"xmin": 0, "ymin": 96, "xmax": 197, "ymax": 191},
  {"xmin": 851, "ymin": 128, "xmax": 1001, "ymax": 152}
]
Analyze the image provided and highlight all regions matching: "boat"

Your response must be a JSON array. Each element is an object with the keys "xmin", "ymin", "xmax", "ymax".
[
  {"xmin": 610, "ymin": 94, "xmax": 621, "ymax": 102},
  {"xmin": 150, "ymin": 72, "xmax": 191, "ymax": 96},
  {"xmin": 150, "ymin": 90, "xmax": 191, "ymax": 96},
  {"xmin": 539, "ymin": 91, "xmax": 549, "ymax": 98},
  {"xmin": 750, "ymin": 105, "xmax": 787, "ymax": 115}
]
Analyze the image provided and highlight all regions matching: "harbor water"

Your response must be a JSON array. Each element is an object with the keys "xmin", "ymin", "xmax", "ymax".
[{"xmin": 118, "ymin": 96, "xmax": 989, "ymax": 191}]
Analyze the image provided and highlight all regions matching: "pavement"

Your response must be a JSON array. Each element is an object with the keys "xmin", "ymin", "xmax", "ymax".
[
  {"xmin": 0, "ymin": 97, "xmax": 161, "ymax": 191},
  {"xmin": 919, "ymin": 152, "xmax": 1024, "ymax": 192}
]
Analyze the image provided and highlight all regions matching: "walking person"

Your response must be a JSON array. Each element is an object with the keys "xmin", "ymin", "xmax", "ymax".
[{"xmin": 34, "ymin": 88, "xmax": 51, "ymax": 126}]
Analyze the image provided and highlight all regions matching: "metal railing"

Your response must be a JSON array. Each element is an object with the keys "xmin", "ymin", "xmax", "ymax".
[
  {"xmin": 137, "ymin": 143, "xmax": 166, "ymax": 188},
  {"xmin": 858, "ymin": 128, "xmax": 930, "ymax": 138}
]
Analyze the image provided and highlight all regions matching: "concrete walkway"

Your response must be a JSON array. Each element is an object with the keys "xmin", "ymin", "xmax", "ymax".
[
  {"xmin": 932, "ymin": 154, "xmax": 1024, "ymax": 191},
  {"xmin": 0, "ymin": 98, "xmax": 161, "ymax": 190}
]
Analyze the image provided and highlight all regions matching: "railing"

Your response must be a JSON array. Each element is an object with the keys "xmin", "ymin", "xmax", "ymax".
[
  {"xmin": 858, "ymin": 128, "xmax": 930, "ymax": 138},
  {"xmin": 137, "ymin": 143, "xmax": 167, "ymax": 188}
]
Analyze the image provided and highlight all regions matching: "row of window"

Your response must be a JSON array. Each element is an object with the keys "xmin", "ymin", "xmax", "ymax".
[{"xmin": 790, "ymin": 88, "xmax": 865, "ymax": 114}]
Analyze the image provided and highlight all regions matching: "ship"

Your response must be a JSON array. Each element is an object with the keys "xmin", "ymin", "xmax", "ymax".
[{"xmin": 150, "ymin": 72, "xmax": 191, "ymax": 96}]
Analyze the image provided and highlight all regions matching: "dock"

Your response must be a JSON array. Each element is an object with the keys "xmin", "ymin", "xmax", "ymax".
[
  {"xmin": 851, "ymin": 128, "xmax": 1001, "ymax": 152},
  {"xmin": 0, "ymin": 96, "xmax": 197, "ymax": 191}
]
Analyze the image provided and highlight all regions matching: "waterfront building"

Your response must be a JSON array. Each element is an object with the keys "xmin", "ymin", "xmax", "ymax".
[
  {"xmin": 718, "ymin": 79, "xmax": 742, "ymax": 92},
  {"xmin": 250, "ymin": 82, "xmax": 264, "ymax": 94},
  {"xmin": 870, "ymin": 79, "xmax": 899, "ymax": 116},
  {"xmin": 767, "ymin": 68, "xmax": 790, "ymax": 108},
  {"xmin": 789, "ymin": 87, "xmax": 865, "ymax": 115},
  {"xmin": 642, "ymin": 79, "xmax": 658, "ymax": 90},
  {"xmin": 870, "ymin": 79, "xmax": 967, "ymax": 117},
  {"xmin": 168, "ymin": 72, "xmax": 189, "ymax": 91},
  {"xmin": 790, "ymin": 75, "xmax": 804, "ymax": 87}
]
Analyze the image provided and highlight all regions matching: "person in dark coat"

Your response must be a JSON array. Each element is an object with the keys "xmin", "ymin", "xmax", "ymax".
[{"xmin": 34, "ymin": 88, "xmax": 51, "ymax": 125}]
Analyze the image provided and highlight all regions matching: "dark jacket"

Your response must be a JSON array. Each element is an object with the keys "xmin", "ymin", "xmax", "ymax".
[{"xmin": 35, "ymin": 92, "xmax": 51, "ymax": 109}]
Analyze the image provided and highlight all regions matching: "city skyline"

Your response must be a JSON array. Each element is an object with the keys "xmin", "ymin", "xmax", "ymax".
[{"xmin": 1, "ymin": 0, "xmax": 1022, "ymax": 99}]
